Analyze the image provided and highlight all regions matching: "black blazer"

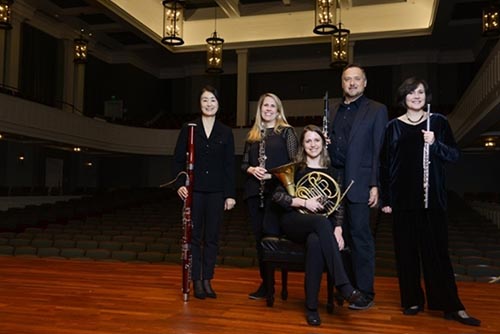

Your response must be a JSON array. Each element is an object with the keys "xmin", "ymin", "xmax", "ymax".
[
  {"xmin": 327, "ymin": 95, "xmax": 388, "ymax": 203},
  {"xmin": 173, "ymin": 117, "xmax": 236, "ymax": 199}
]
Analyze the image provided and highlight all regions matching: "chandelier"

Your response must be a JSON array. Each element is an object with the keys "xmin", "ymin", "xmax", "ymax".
[
  {"xmin": 0, "ymin": 0, "xmax": 13, "ymax": 30},
  {"xmin": 483, "ymin": 3, "xmax": 500, "ymax": 37},
  {"xmin": 313, "ymin": 0, "xmax": 337, "ymax": 35},
  {"xmin": 206, "ymin": 9, "xmax": 224, "ymax": 73},
  {"xmin": 161, "ymin": 0, "xmax": 184, "ymax": 46}
]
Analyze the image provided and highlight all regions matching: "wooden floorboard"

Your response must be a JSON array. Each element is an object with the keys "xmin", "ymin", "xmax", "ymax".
[{"xmin": 0, "ymin": 256, "xmax": 498, "ymax": 334}]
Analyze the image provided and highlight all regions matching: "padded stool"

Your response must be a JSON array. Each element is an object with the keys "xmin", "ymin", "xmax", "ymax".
[{"xmin": 261, "ymin": 236, "xmax": 336, "ymax": 313}]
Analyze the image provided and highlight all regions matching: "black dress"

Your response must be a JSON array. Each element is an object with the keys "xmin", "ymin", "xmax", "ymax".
[{"xmin": 380, "ymin": 113, "xmax": 464, "ymax": 312}]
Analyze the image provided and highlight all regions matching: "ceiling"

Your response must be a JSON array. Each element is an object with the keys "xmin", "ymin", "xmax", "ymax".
[{"xmin": 8, "ymin": 0, "xmax": 500, "ymax": 152}]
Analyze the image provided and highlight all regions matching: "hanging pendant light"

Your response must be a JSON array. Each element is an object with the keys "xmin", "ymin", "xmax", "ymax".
[
  {"xmin": 206, "ymin": 9, "xmax": 224, "ymax": 73},
  {"xmin": 482, "ymin": 3, "xmax": 500, "ymax": 37},
  {"xmin": 313, "ymin": 0, "xmax": 337, "ymax": 35},
  {"xmin": 330, "ymin": 22, "xmax": 349, "ymax": 67},
  {"xmin": 161, "ymin": 0, "xmax": 184, "ymax": 46},
  {"xmin": 74, "ymin": 38, "xmax": 88, "ymax": 64},
  {"xmin": 0, "ymin": 0, "xmax": 13, "ymax": 30}
]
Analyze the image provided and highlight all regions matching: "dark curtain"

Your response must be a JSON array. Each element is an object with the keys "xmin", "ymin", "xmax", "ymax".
[{"xmin": 19, "ymin": 23, "xmax": 61, "ymax": 107}]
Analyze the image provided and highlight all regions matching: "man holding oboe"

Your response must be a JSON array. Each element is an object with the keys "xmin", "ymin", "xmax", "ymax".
[
  {"xmin": 379, "ymin": 77, "xmax": 480, "ymax": 326},
  {"xmin": 327, "ymin": 64, "xmax": 388, "ymax": 310}
]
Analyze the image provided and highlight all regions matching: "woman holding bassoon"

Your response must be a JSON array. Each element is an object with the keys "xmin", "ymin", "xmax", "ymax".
[{"xmin": 173, "ymin": 85, "xmax": 236, "ymax": 300}]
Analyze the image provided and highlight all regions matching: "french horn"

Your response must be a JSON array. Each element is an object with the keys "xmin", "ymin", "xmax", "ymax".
[{"xmin": 270, "ymin": 162, "xmax": 353, "ymax": 217}]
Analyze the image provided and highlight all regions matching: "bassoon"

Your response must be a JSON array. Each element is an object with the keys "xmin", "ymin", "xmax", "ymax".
[{"xmin": 182, "ymin": 123, "xmax": 196, "ymax": 302}]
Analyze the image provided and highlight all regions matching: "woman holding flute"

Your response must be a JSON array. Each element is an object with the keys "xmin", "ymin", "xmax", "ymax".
[{"xmin": 380, "ymin": 77, "xmax": 480, "ymax": 326}]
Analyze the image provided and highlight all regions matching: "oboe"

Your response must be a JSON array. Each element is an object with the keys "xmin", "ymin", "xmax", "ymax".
[
  {"xmin": 322, "ymin": 91, "xmax": 329, "ymax": 139},
  {"xmin": 423, "ymin": 104, "xmax": 431, "ymax": 209},
  {"xmin": 182, "ymin": 123, "xmax": 196, "ymax": 302},
  {"xmin": 258, "ymin": 126, "xmax": 267, "ymax": 208}
]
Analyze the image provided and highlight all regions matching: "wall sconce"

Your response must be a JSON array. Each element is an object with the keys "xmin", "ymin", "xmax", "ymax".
[
  {"xmin": 18, "ymin": 154, "xmax": 24, "ymax": 161},
  {"xmin": 330, "ymin": 22, "xmax": 350, "ymax": 67},
  {"xmin": 0, "ymin": 0, "xmax": 13, "ymax": 30},
  {"xmin": 484, "ymin": 137, "xmax": 497, "ymax": 148},
  {"xmin": 85, "ymin": 161, "xmax": 93, "ymax": 167},
  {"xmin": 483, "ymin": 3, "xmax": 500, "ymax": 37},
  {"xmin": 74, "ymin": 38, "xmax": 88, "ymax": 64},
  {"xmin": 73, "ymin": 147, "xmax": 81, "ymax": 152},
  {"xmin": 314, "ymin": 0, "xmax": 337, "ymax": 35},
  {"xmin": 206, "ymin": 9, "xmax": 224, "ymax": 73},
  {"xmin": 161, "ymin": 0, "xmax": 184, "ymax": 46}
]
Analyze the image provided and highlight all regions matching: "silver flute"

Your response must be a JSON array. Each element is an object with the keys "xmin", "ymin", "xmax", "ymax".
[
  {"xmin": 258, "ymin": 126, "xmax": 267, "ymax": 208},
  {"xmin": 423, "ymin": 104, "xmax": 431, "ymax": 208}
]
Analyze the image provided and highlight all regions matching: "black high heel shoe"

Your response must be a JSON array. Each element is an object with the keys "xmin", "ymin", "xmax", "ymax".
[
  {"xmin": 344, "ymin": 289, "xmax": 362, "ymax": 304},
  {"xmin": 203, "ymin": 279, "xmax": 217, "ymax": 298},
  {"xmin": 305, "ymin": 308, "xmax": 321, "ymax": 326},
  {"xmin": 403, "ymin": 305, "xmax": 422, "ymax": 315},
  {"xmin": 444, "ymin": 310, "xmax": 481, "ymax": 326},
  {"xmin": 193, "ymin": 280, "xmax": 206, "ymax": 299}
]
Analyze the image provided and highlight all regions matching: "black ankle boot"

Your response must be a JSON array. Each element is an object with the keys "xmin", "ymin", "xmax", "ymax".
[
  {"xmin": 203, "ymin": 279, "xmax": 217, "ymax": 298},
  {"xmin": 193, "ymin": 280, "xmax": 206, "ymax": 299}
]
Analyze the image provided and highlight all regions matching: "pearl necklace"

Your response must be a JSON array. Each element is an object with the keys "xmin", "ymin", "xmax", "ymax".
[{"xmin": 406, "ymin": 112, "xmax": 424, "ymax": 123}]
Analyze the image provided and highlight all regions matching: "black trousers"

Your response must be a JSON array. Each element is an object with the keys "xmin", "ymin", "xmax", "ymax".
[
  {"xmin": 344, "ymin": 201, "xmax": 375, "ymax": 297},
  {"xmin": 191, "ymin": 191, "xmax": 224, "ymax": 280},
  {"xmin": 246, "ymin": 195, "xmax": 281, "ymax": 284},
  {"xmin": 392, "ymin": 209, "xmax": 464, "ymax": 312},
  {"xmin": 281, "ymin": 211, "xmax": 350, "ymax": 291},
  {"xmin": 304, "ymin": 233, "xmax": 324, "ymax": 310}
]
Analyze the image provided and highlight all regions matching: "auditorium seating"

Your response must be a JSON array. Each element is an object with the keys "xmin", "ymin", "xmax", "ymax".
[{"xmin": 0, "ymin": 189, "xmax": 498, "ymax": 285}]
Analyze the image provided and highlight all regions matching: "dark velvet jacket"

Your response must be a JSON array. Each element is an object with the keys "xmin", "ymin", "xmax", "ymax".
[
  {"xmin": 380, "ymin": 113, "xmax": 459, "ymax": 210},
  {"xmin": 272, "ymin": 166, "xmax": 345, "ymax": 226},
  {"xmin": 172, "ymin": 118, "xmax": 236, "ymax": 199}
]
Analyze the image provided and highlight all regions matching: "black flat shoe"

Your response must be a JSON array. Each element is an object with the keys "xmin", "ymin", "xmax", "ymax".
[
  {"xmin": 193, "ymin": 280, "xmax": 206, "ymax": 299},
  {"xmin": 305, "ymin": 309, "xmax": 321, "ymax": 326},
  {"xmin": 444, "ymin": 310, "xmax": 481, "ymax": 327},
  {"xmin": 403, "ymin": 305, "xmax": 422, "ymax": 315},
  {"xmin": 203, "ymin": 279, "xmax": 217, "ymax": 298}
]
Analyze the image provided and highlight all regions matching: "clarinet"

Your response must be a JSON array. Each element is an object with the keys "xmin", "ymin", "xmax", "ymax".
[
  {"xmin": 258, "ymin": 126, "xmax": 267, "ymax": 208},
  {"xmin": 322, "ymin": 91, "xmax": 329, "ymax": 138},
  {"xmin": 182, "ymin": 123, "xmax": 196, "ymax": 302},
  {"xmin": 423, "ymin": 104, "xmax": 431, "ymax": 209}
]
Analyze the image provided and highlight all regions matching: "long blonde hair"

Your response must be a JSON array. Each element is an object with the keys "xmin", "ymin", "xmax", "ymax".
[{"xmin": 247, "ymin": 93, "xmax": 292, "ymax": 143}]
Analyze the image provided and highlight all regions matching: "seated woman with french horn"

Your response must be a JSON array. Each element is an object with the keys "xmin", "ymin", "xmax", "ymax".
[{"xmin": 271, "ymin": 125, "xmax": 361, "ymax": 326}]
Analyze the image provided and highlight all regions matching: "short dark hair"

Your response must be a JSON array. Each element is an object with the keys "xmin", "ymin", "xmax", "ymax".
[
  {"xmin": 342, "ymin": 63, "xmax": 366, "ymax": 79},
  {"xmin": 200, "ymin": 85, "xmax": 220, "ymax": 104},
  {"xmin": 396, "ymin": 77, "xmax": 432, "ymax": 109}
]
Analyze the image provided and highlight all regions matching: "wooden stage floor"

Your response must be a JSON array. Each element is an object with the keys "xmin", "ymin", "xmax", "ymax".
[{"xmin": 0, "ymin": 256, "xmax": 498, "ymax": 334}]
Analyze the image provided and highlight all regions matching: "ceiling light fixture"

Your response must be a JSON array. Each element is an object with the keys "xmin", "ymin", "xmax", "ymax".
[
  {"xmin": 0, "ymin": 0, "xmax": 13, "ymax": 30},
  {"xmin": 314, "ymin": 0, "xmax": 337, "ymax": 35},
  {"xmin": 483, "ymin": 3, "xmax": 500, "ymax": 37},
  {"xmin": 161, "ymin": 0, "xmax": 184, "ymax": 46},
  {"xmin": 74, "ymin": 35, "xmax": 88, "ymax": 64},
  {"xmin": 330, "ymin": 4, "xmax": 349, "ymax": 67},
  {"xmin": 206, "ymin": 8, "xmax": 224, "ymax": 74}
]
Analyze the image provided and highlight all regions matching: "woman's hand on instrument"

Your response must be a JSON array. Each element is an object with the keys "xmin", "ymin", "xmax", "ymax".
[
  {"xmin": 177, "ymin": 186, "xmax": 188, "ymax": 200},
  {"xmin": 224, "ymin": 198, "xmax": 236, "ymax": 211},
  {"xmin": 421, "ymin": 130, "xmax": 435, "ymax": 144},
  {"xmin": 334, "ymin": 226, "xmax": 344, "ymax": 250},
  {"xmin": 304, "ymin": 196, "xmax": 323, "ymax": 213},
  {"xmin": 381, "ymin": 206, "xmax": 392, "ymax": 214},
  {"xmin": 249, "ymin": 166, "xmax": 268, "ymax": 181}
]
